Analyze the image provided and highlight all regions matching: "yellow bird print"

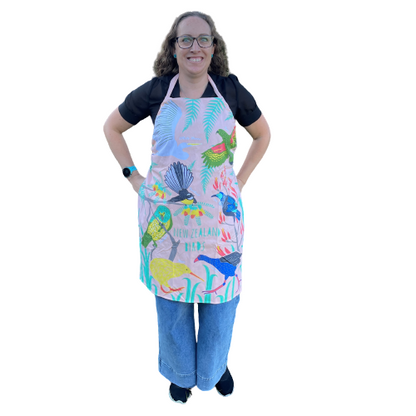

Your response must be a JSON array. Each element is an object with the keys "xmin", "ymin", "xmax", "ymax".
[
  {"xmin": 141, "ymin": 205, "xmax": 173, "ymax": 248},
  {"xmin": 150, "ymin": 258, "xmax": 204, "ymax": 294}
]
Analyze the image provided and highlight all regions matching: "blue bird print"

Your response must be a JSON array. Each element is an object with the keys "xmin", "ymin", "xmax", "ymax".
[
  {"xmin": 153, "ymin": 100, "xmax": 200, "ymax": 160},
  {"xmin": 212, "ymin": 192, "xmax": 241, "ymax": 222},
  {"xmin": 194, "ymin": 252, "xmax": 242, "ymax": 294}
]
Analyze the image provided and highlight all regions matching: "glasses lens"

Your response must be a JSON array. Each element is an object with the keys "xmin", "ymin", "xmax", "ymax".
[
  {"xmin": 178, "ymin": 36, "xmax": 193, "ymax": 48},
  {"xmin": 197, "ymin": 35, "xmax": 213, "ymax": 47}
]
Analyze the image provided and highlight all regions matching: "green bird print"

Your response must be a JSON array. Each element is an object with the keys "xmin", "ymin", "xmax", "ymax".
[
  {"xmin": 201, "ymin": 126, "xmax": 237, "ymax": 168},
  {"xmin": 141, "ymin": 205, "xmax": 173, "ymax": 248}
]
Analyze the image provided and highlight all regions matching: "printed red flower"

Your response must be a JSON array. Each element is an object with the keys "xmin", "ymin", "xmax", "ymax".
[
  {"xmin": 217, "ymin": 245, "xmax": 232, "ymax": 256},
  {"xmin": 221, "ymin": 228, "xmax": 228, "ymax": 242},
  {"xmin": 217, "ymin": 246, "xmax": 226, "ymax": 256},
  {"xmin": 213, "ymin": 177, "xmax": 220, "ymax": 191},
  {"xmin": 230, "ymin": 185, "xmax": 237, "ymax": 199}
]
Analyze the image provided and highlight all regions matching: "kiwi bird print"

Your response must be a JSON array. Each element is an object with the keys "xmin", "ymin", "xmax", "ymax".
[{"xmin": 150, "ymin": 258, "xmax": 204, "ymax": 294}]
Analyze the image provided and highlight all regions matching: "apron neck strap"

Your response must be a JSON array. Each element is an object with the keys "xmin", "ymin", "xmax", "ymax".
[
  {"xmin": 166, "ymin": 74, "xmax": 180, "ymax": 98},
  {"xmin": 165, "ymin": 73, "xmax": 224, "ymax": 100}
]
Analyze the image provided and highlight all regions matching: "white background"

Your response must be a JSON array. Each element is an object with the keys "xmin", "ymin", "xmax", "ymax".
[{"xmin": 1, "ymin": 0, "xmax": 415, "ymax": 415}]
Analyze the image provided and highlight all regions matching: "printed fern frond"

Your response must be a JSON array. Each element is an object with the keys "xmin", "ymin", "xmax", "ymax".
[
  {"xmin": 183, "ymin": 99, "xmax": 200, "ymax": 132},
  {"xmin": 203, "ymin": 98, "xmax": 225, "ymax": 143},
  {"xmin": 201, "ymin": 165, "xmax": 215, "ymax": 193}
]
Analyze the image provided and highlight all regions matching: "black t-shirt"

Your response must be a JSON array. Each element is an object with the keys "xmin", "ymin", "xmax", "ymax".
[{"xmin": 118, "ymin": 73, "xmax": 261, "ymax": 127}]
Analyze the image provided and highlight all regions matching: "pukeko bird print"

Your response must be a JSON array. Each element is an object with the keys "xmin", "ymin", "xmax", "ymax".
[
  {"xmin": 194, "ymin": 251, "xmax": 242, "ymax": 294},
  {"xmin": 212, "ymin": 192, "xmax": 241, "ymax": 222},
  {"xmin": 164, "ymin": 161, "xmax": 197, "ymax": 204}
]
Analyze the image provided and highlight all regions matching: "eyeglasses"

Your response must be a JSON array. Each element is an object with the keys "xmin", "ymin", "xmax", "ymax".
[{"xmin": 175, "ymin": 35, "xmax": 214, "ymax": 49}]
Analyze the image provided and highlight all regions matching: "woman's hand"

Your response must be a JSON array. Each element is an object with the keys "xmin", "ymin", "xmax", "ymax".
[{"xmin": 128, "ymin": 174, "xmax": 145, "ymax": 193}]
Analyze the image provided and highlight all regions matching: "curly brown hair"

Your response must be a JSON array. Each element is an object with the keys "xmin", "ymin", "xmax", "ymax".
[{"xmin": 153, "ymin": 11, "xmax": 229, "ymax": 77}]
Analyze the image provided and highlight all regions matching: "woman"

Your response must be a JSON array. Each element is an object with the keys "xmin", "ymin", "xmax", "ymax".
[{"xmin": 104, "ymin": 11, "xmax": 270, "ymax": 403}]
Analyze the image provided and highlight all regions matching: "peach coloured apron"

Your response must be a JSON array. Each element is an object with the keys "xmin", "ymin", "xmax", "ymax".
[{"xmin": 138, "ymin": 74, "xmax": 244, "ymax": 304}]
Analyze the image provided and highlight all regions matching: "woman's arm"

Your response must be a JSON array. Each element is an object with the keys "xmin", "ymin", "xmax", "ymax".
[
  {"xmin": 236, "ymin": 114, "xmax": 271, "ymax": 190},
  {"xmin": 103, "ymin": 108, "xmax": 145, "ymax": 192}
]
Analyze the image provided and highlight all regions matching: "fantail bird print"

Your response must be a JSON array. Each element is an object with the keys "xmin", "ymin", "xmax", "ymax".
[{"xmin": 164, "ymin": 161, "xmax": 197, "ymax": 204}]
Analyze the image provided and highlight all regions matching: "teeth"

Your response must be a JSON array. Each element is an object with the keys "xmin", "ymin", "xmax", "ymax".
[{"xmin": 189, "ymin": 58, "xmax": 202, "ymax": 62}]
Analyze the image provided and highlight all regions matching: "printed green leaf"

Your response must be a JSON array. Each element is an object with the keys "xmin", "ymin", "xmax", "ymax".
[
  {"xmin": 201, "ymin": 165, "xmax": 215, "ymax": 193},
  {"xmin": 203, "ymin": 98, "xmax": 225, "ymax": 143},
  {"xmin": 183, "ymin": 99, "xmax": 200, "ymax": 132}
]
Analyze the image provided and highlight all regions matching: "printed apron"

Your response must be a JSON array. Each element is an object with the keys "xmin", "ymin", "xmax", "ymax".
[{"xmin": 138, "ymin": 74, "xmax": 244, "ymax": 304}]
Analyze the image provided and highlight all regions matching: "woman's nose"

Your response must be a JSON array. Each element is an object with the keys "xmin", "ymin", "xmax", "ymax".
[{"xmin": 190, "ymin": 38, "xmax": 201, "ymax": 52}]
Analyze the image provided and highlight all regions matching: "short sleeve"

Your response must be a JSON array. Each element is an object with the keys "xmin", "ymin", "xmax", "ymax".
[
  {"xmin": 118, "ymin": 76, "xmax": 173, "ymax": 125},
  {"xmin": 118, "ymin": 80, "xmax": 152, "ymax": 125},
  {"xmin": 221, "ymin": 74, "xmax": 262, "ymax": 127}
]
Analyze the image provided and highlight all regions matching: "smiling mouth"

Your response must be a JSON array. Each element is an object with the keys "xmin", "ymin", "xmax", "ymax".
[{"xmin": 188, "ymin": 57, "xmax": 203, "ymax": 62}]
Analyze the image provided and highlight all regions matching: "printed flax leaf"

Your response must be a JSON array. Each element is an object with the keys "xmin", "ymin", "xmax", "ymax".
[
  {"xmin": 191, "ymin": 282, "xmax": 201, "ymax": 302},
  {"xmin": 188, "ymin": 160, "xmax": 195, "ymax": 171},
  {"xmin": 183, "ymin": 278, "xmax": 192, "ymax": 302},
  {"xmin": 203, "ymin": 98, "xmax": 225, "ymax": 143},
  {"xmin": 183, "ymin": 99, "xmax": 200, "ymax": 132},
  {"xmin": 203, "ymin": 264, "xmax": 216, "ymax": 304}
]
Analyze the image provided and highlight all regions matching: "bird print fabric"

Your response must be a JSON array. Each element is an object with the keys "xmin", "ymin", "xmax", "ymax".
[{"xmin": 138, "ymin": 74, "xmax": 244, "ymax": 304}]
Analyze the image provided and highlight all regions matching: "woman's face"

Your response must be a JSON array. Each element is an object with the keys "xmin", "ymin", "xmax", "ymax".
[{"xmin": 174, "ymin": 16, "xmax": 215, "ymax": 79}]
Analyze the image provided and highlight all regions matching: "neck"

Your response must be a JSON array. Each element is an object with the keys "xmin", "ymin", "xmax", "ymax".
[{"xmin": 178, "ymin": 73, "xmax": 209, "ymax": 99}]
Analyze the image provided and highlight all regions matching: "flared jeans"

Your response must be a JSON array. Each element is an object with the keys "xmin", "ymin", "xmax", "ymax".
[{"xmin": 155, "ymin": 295, "xmax": 240, "ymax": 391}]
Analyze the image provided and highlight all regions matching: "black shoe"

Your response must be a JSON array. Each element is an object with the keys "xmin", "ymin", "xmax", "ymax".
[
  {"xmin": 215, "ymin": 367, "xmax": 234, "ymax": 397},
  {"xmin": 169, "ymin": 383, "xmax": 192, "ymax": 404}
]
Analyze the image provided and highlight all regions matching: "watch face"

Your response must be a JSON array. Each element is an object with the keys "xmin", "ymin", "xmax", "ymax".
[{"xmin": 122, "ymin": 168, "xmax": 130, "ymax": 178}]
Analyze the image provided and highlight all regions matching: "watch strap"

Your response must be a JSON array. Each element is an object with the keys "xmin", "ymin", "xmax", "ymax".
[{"xmin": 122, "ymin": 166, "xmax": 137, "ymax": 178}]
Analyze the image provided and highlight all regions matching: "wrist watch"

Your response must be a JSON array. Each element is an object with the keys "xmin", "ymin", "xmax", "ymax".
[{"xmin": 122, "ymin": 166, "xmax": 137, "ymax": 178}]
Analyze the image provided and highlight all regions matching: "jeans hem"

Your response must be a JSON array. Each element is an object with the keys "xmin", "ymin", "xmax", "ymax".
[
  {"xmin": 158, "ymin": 358, "xmax": 228, "ymax": 391},
  {"xmin": 159, "ymin": 358, "xmax": 197, "ymax": 389},
  {"xmin": 196, "ymin": 362, "xmax": 227, "ymax": 391}
]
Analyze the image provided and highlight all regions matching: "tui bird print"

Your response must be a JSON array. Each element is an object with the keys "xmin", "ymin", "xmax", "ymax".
[
  {"xmin": 201, "ymin": 126, "xmax": 237, "ymax": 168},
  {"xmin": 194, "ymin": 251, "xmax": 242, "ymax": 294},
  {"xmin": 212, "ymin": 192, "xmax": 241, "ymax": 222},
  {"xmin": 164, "ymin": 161, "xmax": 197, "ymax": 204},
  {"xmin": 141, "ymin": 205, "xmax": 173, "ymax": 248}
]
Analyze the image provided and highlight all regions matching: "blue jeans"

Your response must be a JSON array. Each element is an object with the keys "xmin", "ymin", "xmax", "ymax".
[{"xmin": 155, "ymin": 295, "xmax": 240, "ymax": 391}]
